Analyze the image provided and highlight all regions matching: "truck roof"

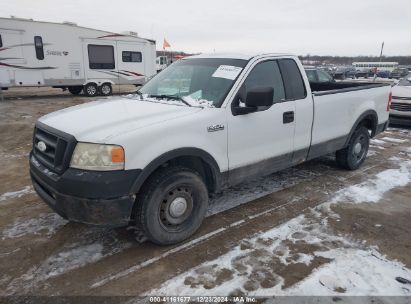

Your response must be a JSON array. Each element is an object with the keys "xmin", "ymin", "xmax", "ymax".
[{"xmin": 188, "ymin": 52, "xmax": 294, "ymax": 61}]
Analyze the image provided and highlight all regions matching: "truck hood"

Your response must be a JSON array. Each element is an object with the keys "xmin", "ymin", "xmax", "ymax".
[
  {"xmin": 392, "ymin": 85, "xmax": 411, "ymax": 98},
  {"xmin": 39, "ymin": 97, "xmax": 202, "ymax": 143}
]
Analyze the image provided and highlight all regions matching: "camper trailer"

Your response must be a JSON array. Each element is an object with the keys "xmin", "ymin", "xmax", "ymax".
[{"xmin": 0, "ymin": 17, "xmax": 156, "ymax": 96}]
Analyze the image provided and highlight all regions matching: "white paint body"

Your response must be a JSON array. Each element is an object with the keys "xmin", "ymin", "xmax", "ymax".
[
  {"xmin": 0, "ymin": 17, "xmax": 156, "ymax": 88},
  {"xmin": 38, "ymin": 53, "xmax": 390, "ymax": 174},
  {"xmin": 391, "ymin": 83, "xmax": 411, "ymax": 118}
]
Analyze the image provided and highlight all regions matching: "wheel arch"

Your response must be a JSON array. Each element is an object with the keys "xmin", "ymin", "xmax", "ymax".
[
  {"xmin": 130, "ymin": 148, "xmax": 223, "ymax": 195},
  {"xmin": 344, "ymin": 109, "xmax": 378, "ymax": 147}
]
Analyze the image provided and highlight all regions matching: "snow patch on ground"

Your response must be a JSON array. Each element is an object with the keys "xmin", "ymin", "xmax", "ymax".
[
  {"xmin": 5, "ymin": 228, "xmax": 133, "ymax": 295},
  {"xmin": 370, "ymin": 139, "xmax": 386, "ymax": 145},
  {"xmin": 381, "ymin": 137, "xmax": 407, "ymax": 143},
  {"xmin": 328, "ymin": 161, "xmax": 411, "ymax": 205},
  {"xmin": 150, "ymin": 161, "xmax": 411, "ymax": 296},
  {"xmin": 286, "ymin": 248, "xmax": 411, "ymax": 296},
  {"xmin": 2, "ymin": 213, "xmax": 68, "ymax": 239},
  {"xmin": 0, "ymin": 186, "xmax": 34, "ymax": 202}
]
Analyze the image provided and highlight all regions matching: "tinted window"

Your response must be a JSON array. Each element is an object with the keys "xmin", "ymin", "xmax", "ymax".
[
  {"xmin": 0, "ymin": 35, "xmax": 2, "ymax": 47},
  {"xmin": 122, "ymin": 51, "xmax": 142, "ymax": 62},
  {"xmin": 305, "ymin": 70, "xmax": 317, "ymax": 82},
  {"xmin": 279, "ymin": 59, "xmax": 306, "ymax": 100},
  {"xmin": 243, "ymin": 60, "xmax": 285, "ymax": 103},
  {"xmin": 34, "ymin": 36, "xmax": 44, "ymax": 60},
  {"xmin": 88, "ymin": 45, "xmax": 115, "ymax": 69}
]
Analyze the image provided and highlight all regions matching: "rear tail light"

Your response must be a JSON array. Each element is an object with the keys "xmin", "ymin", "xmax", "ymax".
[{"xmin": 387, "ymin": 92, "xmax": 392, "ymax": 111}]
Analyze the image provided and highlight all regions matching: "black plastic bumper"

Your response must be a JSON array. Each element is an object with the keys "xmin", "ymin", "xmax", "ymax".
[
  {"xmin": 389, "ymin": 115, "xmax": 411, "ymax": 126},
  {"xmin": 30, "ymin": 153, "xmax": 141, "ymax": 227}
]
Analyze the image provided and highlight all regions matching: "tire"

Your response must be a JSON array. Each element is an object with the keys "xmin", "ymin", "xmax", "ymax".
[
  {"xmin": 99, "ymin": 83, "xmax": 112, "ymax": 96},
  {"xmin": 83, "ymin": 83, "xmax": 98, "ymax": 97},
  {"xmin": 68, "ymin": 86, "xmax": 83, "ymax": 95},
  {"xmin": 135, "ymin": 166, "xmax": 208, "ymax": 245},
  {"xmin": 336, "ymin": 126, "xmax": 370, "ymax": 170}
]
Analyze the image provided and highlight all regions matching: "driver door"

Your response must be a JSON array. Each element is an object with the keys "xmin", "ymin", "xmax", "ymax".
[{"xmin": 226, "ymin": 59, "xmax": 296, "ymax": 185}]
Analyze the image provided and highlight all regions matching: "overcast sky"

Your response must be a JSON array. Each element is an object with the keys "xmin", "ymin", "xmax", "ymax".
[{"xmin": 1, "ymin": 0, "xmax": 410, "ymax": 56}]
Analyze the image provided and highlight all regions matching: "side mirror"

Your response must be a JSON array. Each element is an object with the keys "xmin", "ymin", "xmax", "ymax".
[
  {"xmin": 245, "ymin": 86, "xmax": 274, "ymax": 107},
  {"xmin": 232, "ymin": 86, "xmax": 274, "ymax": 116}
]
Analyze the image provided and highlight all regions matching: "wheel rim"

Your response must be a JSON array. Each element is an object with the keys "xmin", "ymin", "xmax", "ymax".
[
  {"xmin": 101, "ymin": 85, "xmax": 111, "ymax": 95},
  {"xmin": 159, "ymin": 185, "xmax": 194, "ymax": 230},
  {"xmin": 351, "ymin": 133, "xmax": 368, "ymax": 165},
  {"xmin": 87, "ymin": 86, "xmax": 96, "ymax": 95}
]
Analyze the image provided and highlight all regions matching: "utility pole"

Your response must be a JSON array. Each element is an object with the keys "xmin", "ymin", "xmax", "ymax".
[{"xmin": 373, "ymin": 41, "xmax": 384, "ymax": 82}]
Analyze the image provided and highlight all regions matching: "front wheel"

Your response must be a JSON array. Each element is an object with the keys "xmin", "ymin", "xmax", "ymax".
[
  {"xmin": 336, "ymin": 126, "xmax": 370, "ymax": 170},
  {"xmin": 135, "ymin": 166, "xmax": 209, "ymax": 245}
]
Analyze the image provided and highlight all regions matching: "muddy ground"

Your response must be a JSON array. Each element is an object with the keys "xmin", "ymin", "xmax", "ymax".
[{"xmin": 0, "ymin": 88, "xmax": 411, "ymax": 300}]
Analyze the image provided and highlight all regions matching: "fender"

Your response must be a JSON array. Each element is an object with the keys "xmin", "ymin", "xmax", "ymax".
[
  {"xmin": 130, "ymin": 147, "xmax": 223, "ymax": 194},
  {"xmin": 344, "ymin": 109, "xmax": 378, "ymax": 147}
]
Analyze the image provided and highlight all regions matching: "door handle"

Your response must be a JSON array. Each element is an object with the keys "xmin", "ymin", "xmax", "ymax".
[{"xmin": 283, "ymin": 111, "xmax": 294, "ymax": 124}]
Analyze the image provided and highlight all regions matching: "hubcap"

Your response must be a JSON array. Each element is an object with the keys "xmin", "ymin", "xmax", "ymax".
[
  {"xmin": 87, "ymin": 86, "xmax": 96, "ymax": 95},
  {"xmin": 159, "ymin": 186, "xmax": 194, "ymax": 229},
  {"xmin": 169, "ymin": 197, "xmax": 188, "ymax": 218},
  {"xmin": 101, "ymin": 85, "xmax": 110, "ymax": 95},
  {"xmin": 354, "ymin": 142, "xmax": 362, "ymax": 154}
]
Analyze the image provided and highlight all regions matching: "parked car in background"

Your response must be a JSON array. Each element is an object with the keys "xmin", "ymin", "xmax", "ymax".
[
  {"xmin": 332, "ymin": 66, "xmax": 357, "ymax": 80},
  {"xmin": 390, "ymin": 67, "xmax": 409, "ymax": 79},
  {"xmin": 377, "ymin": 70, "xmax": 391, "ymax": 78},
  {"xmin": 390, "ymin": 75, "xmax": 411, "ymax": 125},
  {"xmin": 355, "ymin": 69, "xmax": 374, "ymax": 78},
  {"xmin": 305, "ymin": 67, "xmax": 335, "ymax": 83}
]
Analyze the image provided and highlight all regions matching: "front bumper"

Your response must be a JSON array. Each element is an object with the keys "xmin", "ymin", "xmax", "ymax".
[
  {"xmin": 389, "ymin": 114, "xmax": 411, "ymax": 126},
  {"xmin": 30, "ymin": 153, "xmax": 141, "ymax": 227}
]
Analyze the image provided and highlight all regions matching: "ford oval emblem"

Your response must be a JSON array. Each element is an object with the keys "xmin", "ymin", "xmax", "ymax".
[{"xmin": 37, "ymin": 141, "xmax": 47, "ymax": 152}]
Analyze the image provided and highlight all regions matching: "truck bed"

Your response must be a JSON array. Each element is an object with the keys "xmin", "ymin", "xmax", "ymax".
[{"xmin": 309, "ymin": 81, "xmax": 389, "ymax": 95}]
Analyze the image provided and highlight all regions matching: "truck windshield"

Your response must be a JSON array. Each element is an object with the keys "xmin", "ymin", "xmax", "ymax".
[{"xmin": 139, "ymin": 58, "xmax": 248, "ymax": 107}]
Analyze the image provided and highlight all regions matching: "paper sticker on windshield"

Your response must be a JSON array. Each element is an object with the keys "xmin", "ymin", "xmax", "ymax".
[{"xmin": 212, "ymin": 65, "xmax": 242, "ymax": 80}]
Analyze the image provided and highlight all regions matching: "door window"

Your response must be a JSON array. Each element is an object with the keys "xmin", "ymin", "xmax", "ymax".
[
  {"xmin": 279, "ymin": 59, "xmax": 306, "ymax": 100},
  {"xmin": 88, "ymin": 45, "xmax": 115, "ymax": 69},
  {"xmin": 243, "ymin": 60, "xmax": 286, "ymax": 103}
]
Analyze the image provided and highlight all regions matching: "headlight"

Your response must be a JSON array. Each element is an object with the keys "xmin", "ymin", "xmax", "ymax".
[{"xmin": 70, "ymin": 143, "xmax": 124, "ymax": 171}]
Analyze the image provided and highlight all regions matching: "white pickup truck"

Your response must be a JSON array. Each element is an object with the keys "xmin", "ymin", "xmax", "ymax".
[{"xmin": 30, "ymin": 53, "xmax": 391, "ymax": 245}]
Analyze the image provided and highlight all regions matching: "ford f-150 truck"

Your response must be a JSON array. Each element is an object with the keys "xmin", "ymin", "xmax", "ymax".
[{"xmin": 30, "ymin": 53, "xmax": 391, "ymax": 245}]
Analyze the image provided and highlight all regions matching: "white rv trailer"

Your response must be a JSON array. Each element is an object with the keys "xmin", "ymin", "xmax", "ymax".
[{"xmin": 0, "ymin": 17, "xmax": 156, "ymax": 96}]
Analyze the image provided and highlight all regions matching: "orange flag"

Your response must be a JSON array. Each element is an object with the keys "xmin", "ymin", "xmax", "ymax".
[{"xmin": 163, "ymin": 38, "xmax": 171, "ymax": 49}]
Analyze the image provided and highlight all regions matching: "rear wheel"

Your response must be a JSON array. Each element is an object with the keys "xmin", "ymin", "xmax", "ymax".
[
  {"xmin": 84, "ymin": 83, "xmax": 98, "ymax": 97},
  {"xmin": 336, "ymin": 126, "xmax": 369, "ymax": 170},
  {"xmin": 135, "ymin": 166, "xmax": 208, "ymax": 245},
  {"xmin": 99, "ymin": 83, "xmax": 112, "ymax": 96},
  {"xmin": 68, "ymin": 86, "xmax": 83, "ymax": 95}
]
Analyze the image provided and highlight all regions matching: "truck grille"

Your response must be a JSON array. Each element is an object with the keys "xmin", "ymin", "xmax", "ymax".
[
  {"xmin": 32, "ymin": 123, "xmax": 76, "ymax": 174},
  {"xmin": 391, "ymin": 102, "xmax": 411, "ymax": 112}
]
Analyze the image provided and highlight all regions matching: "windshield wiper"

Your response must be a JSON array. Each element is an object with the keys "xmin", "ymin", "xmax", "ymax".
[{"xmin": 148, "ymin": 94, "xmax": 192, "ymax": 107}]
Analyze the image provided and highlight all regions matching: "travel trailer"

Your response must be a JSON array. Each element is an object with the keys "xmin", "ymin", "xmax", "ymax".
[{"xmin": 0, "ymin": 17, "xmax": 156, "ymax": 96}]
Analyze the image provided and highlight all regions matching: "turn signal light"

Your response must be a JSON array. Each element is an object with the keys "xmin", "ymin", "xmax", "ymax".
[
  {"xmin": 386, "ymin": 92, "xmax": 392, "ymax": 112},
  {"xmin": 111, "ymin": 147, "xmax": 125, "ymax": 163}
]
